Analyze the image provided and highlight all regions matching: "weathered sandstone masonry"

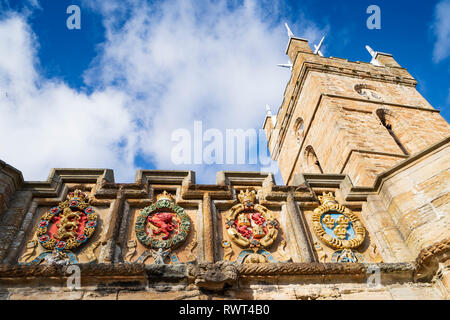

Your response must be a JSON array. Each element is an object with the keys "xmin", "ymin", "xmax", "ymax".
[
  {"xmin": 264, "ymin": 38, "xmax": 449, "ymax": 187},
  {"xmin": 0, "ymin": 140, "xmax": 448, "ymax": 299},
  {"xmin": 0, "ymin": 37, "xmax": 449, "ymax": 300}
]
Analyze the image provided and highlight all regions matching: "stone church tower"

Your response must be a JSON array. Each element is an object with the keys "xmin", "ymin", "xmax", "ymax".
[
  {"xmin": 264, "ymin": 37, "xmax": 449, "ymax": 188},
  {"xmin": 0, "ymin": 37, "xmax": 448, "ymax": 300}
]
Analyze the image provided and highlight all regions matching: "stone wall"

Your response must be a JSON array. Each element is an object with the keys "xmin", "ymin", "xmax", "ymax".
[
  {"xmin": 362, "ymin": 137, "xmax": 450, "ymax": 265},
  {"xmin": 0, "ymin": 137, "xmax": 449, "ymax": 299},
  {"xmin": 0, "ymin": 262, "xmax": 446, "ymax": 300}
]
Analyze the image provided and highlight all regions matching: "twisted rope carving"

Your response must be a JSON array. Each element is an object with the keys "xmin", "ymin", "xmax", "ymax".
[
  {"xmin": 237, "ymin": 262, "xmax": 414, "ymax": 275},
  {"xmin": 0, "ymin": 261, "xmax": 420, "ymax": 279},
  {"xmin": 0, "ymin": 263, "xmax": 145, "ymax": 278},
  {"xmin": 415, "ymin": 238, "xmax": 450, "ymax": 268}
]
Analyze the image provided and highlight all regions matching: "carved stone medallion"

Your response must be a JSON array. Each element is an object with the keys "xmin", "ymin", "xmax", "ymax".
[
  {"xmin": 135, "ymin": 191, "xmax": 190, "ymax": 251},
  {"xmin": 312, "ymin": 192, "xmax": 366, "ymax": 263},
  {"xmin": 37, "ymin": 190, "xmax": 97, "ymax": 252},
  {"xmin": 225, "ymin": 189, "xmax": 278, "ymax": 250},
  {"xmin": 20, "ymin": 190, "xmax": 97, "ymax": 265}
]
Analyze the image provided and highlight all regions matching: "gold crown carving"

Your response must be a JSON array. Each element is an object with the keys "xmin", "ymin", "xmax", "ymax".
[
  {"xmin": 156, "ymin": 190, "xmax": 174, "ymax": 202},
  {"xmin": 238, "ymin": 189, "xmax": 257, "ymax": 204},
  {"xmin": 318, "ymin": 192, "xmax": 337, "ymax": 205},
  {"xmin": 67, "ymin": 189, "xmax": 87, "ymax": 202}
]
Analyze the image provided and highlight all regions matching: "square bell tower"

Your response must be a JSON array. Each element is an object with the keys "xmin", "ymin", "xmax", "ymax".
[{"xmin": 264, "ymin": 37, "xmax": 450, "ymax": 186}]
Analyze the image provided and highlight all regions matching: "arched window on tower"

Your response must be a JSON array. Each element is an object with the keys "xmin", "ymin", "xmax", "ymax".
[
  {"xmin": 304, "ymin": 145, "xmax": 324, "ymax": 173},
  {"xmin": 293, "ymin": 117, "xmax": 305, "ymax": 146},
  {"xmin": 375, "ymin": 109, "xmax": 409, "ymax": 155}
]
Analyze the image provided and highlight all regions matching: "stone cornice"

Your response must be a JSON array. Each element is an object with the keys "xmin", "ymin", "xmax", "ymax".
[
  {"xmin": 339, "ymin": 149, "xmax": 409, "ymax": 174},
  {"xmin": 293, "ymin": 135, "xmax": 450, "ymax": 203},
  {"xmin": 237, "ymin": 262, "xmax": 415, "ymax": 276},
  {"xmin": 370, "ymin": 136, "xmax": 450, "ymax": 192},
  {"xmin": 0, "ymin": 261, "xmax": 415, "ymax": 280},
  {"xmin": 136, "ymin": 170, "xmax": 192, "ymax": 185},
  {"xmin": 0, "ymin": 159, "xmax": 24, "ymax": 190},
  {"xmin": 22, "ymin": 168, "xmax": 114, "ymax": 198}
]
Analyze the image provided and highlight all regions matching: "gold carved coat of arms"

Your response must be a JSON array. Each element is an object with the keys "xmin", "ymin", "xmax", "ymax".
[{"xmin": 312, "ymin": 192, "xmax": 366, "ymax": 263}]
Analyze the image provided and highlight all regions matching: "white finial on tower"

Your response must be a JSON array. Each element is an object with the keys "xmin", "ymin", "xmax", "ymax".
[
  {"xmin": 314, "ymin": 36, "xmax": 325, "ymax": 57},
  {"xmin": 365, "ymin": 45, "xmax": 376, "ymax": 58},
  {"xmin": 277, "ymin": 61, "xmax": 293, "ymax": 70},
  {"xmin": 366, "ymin": 45, "xmax": 381, "ymax": 66},
  {"xmin": 280, "ymin": 23, "xmax": 295, "ymax": 70},
  {"xmin": 285, "ymin": 23, "xmax": 294, "ymax": 38},
  {"xmin": 266, "ymin": 105, "xmax": 276, "ymax": 126}
]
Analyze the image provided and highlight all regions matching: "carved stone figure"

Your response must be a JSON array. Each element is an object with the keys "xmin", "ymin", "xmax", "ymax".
[
  {"xmin": 368, "ymin": 243, "xmax": 383, "ymax": 263},
  {"xmin": 339, "ymin": 249, "xmax": 355, "ymax": 262},
  {"xmin": 43, "ymin": 250, "xmax": 71, "ymax": 265},
  {"xmin": 124, "ymin": 239, "xmax": 137, "ymax": 262},
  {"xmin": 85, "ymin": 241, "xmax": 101, "ymax": 263},
  {"xmin": 315, "ymin": 242, "xmax": 328, "ymax": 263},
  {"xmin": 19, "ymin": 238, "xmax": 38, "ymax": 263},
  {"xmin": 151, "ymin": 248, "xmax": 170, "ymax": 264},
  {"xmin": 185, "ymin": 240, "xmax": 197, "ymax": 262},
  {"xmin": 148, "ymin": 212, "xmax": 176, "ymax": 240},
  {"xmin": 187, "ymin": 261, "xmax": 238, "ymax": 291},
  {"xmin": 221, "ymin": 240, "xmax": 233, "ymax": 261},
  {"xmin": 243, "ymin": 252, "xmax": 267, "ymax": 264},
  {"xmin": 278, "ymin": 240, "xmax": 292, "ymax": 262},
  {"xmin": 332, "ymin": 248, "xmax": 364, "ymax": 263}
]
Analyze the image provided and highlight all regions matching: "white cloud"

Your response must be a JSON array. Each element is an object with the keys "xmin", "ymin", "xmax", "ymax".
[
  {"xmin": 0, "ymin": 14, "xmax": 138, "ymax": 181},
  {"xmin": 432, "ymin": 0, "xmax": 450, "ymax": 63},
  {"xmin": 0, "ymin": 1, "xmax": 326, "ymax": 184},
  {"xmin": 83, "ymin": 0, "xmax": 326, "ymax": 183}
]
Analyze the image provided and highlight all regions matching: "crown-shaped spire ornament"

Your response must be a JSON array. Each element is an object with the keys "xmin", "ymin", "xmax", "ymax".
[
  {"xmin": 67, "ymin": 189, "xmax": 87, "ymax": 202},
  {"xmin": 156, "ymin": 190, "xmax": 174, "ymax": 203},
  {"xmin": 318, "ymin": 192, "xmax": 337, "ymax": 205},
  {"xmin": 238, "ymin": 189, "xmax": 257, "ymax": 206}
]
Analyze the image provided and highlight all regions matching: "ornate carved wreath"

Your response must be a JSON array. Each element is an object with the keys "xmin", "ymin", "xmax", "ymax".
[
  {"xmin": 135, "ymin": 191, "xmax": 190, "ymax": 250},
  {"xmin": 312, "ymin": 192, "xmax": 365, "ymax": 250},
  {"xmin": 225, "ymin": 189, "xmax": 278, "ymax": 250},
  {"xmin": 37, "ymin": 190, "xmax": 97, "ymax": 252}
]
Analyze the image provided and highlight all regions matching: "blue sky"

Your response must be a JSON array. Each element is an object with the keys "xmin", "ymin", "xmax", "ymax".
[{"xmin": 0, "ymin": 0, "xmax": 449, "ymax": 184}]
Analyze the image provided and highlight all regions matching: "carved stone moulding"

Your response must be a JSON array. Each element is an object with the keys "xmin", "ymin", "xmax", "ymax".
[{"xmin": 0, "ymin": 261, "xmax": 416, "ymax": 279}]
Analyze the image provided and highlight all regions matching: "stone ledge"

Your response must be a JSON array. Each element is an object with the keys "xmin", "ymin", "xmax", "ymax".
[
  {"xmin": 0, "ymin": 263, "xmax": 145, "ymax": 278},
  {"xmin": 414, "ymin": 237, "xmax": 450, "ymax": 281},
  {"xmin": 0, "ymin": 261, "xmax": 415, "ymax": 279},
  {"xmin": 237, "ymin": 262, "xmax": 415, "ymax": 276}
]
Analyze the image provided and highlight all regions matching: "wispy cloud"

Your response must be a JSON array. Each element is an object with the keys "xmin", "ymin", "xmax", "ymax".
[
  {"xmin": 84, "ymin": 0, "xmax": 326, "ymax": 182},
  {"xmin": 0, "ymin": 0, "xmax": 327, "ymax": 183},
  {"xmin": 431, "ymin": 0, "xmax": 450, "ymax": 63},
  {"xmin": 0, "ymin": 13, "xmax": 138, "ymax": 181}
]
